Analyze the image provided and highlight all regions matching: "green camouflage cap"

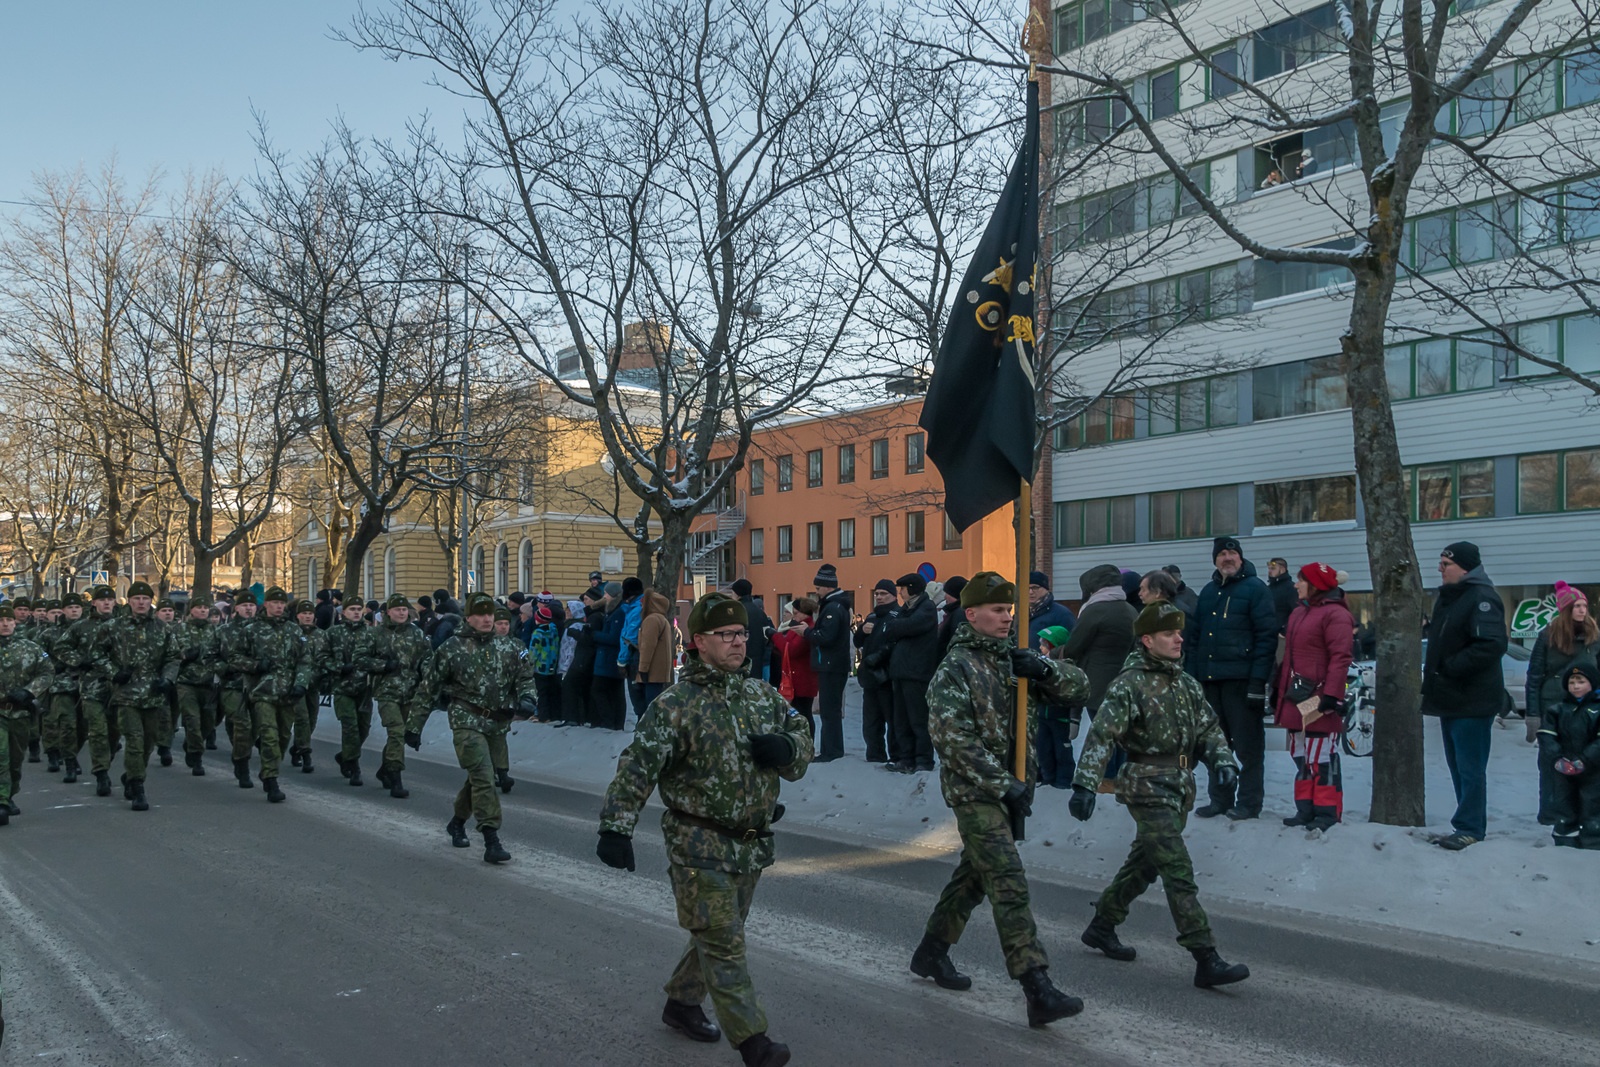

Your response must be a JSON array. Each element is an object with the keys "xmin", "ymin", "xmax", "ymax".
[
  {"xmin": 685, "ymin": 591, "xmax": 746, "ymax": 635},
  {"xmin": 1134, "ymin": 601, "xmax": 1186, "ymax": 637},
  {"xmin": 263, "ymin": 585, "xmax": 289, "ymax": 603},
  {"xmin": 464, "ymin": 592, "xmax": 496, "ymax": 616},
  {"xmin": 960, "ymin": 571, "xmax": 1016, "ymax": 608}
]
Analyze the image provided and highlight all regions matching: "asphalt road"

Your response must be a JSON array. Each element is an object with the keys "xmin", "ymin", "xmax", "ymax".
[{"xmin": 2, "ymin": 742, "xmax": 1596, "ymax": 1067}]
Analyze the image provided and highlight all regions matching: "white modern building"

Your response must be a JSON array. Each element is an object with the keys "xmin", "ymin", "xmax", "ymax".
[{"xmin": 1044, "ymin": 0, "xmax": 1600, "ymax": 638}]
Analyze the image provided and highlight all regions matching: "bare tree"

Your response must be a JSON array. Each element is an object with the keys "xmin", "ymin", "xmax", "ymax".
[{"xmin": 0, "ymin": 403, "xmax": 102, "ymax": 595}]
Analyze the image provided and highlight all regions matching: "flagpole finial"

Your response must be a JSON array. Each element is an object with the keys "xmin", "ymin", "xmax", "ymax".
[{"xmin": 1022, "ymin": 11, "xmax": 1047, "ymax": 78}]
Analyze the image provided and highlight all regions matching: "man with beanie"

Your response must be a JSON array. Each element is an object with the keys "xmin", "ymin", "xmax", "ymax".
[
  {"xmin": 912, "ymin": 571, "xmax": 1090, "ymax": 1028},
  {"xmin": 1070, "ymin": 602, "xmax": 1249, "ymax": 989},
  {"xmin": 1266, "ymin": 558, "xmax": 1298, "ymax": 635},
  {"xmin": 1184, "ymin": 536, "xmax": 1277, "ymax": 820},
  {"xmin": 1163, "ymin": 566, "xmax": 1199, "ymax": 617},
  {"xmin": 885, "ymin": 572, "xmax": 940, "ymax": 772},
  {"xmin": 936, "ymin": 576, "xmax": 968, "ymax": 662},
  {"xmin": 1424, "ymin": 541, "xmax": 1508, "ymax": 850},
  {"xmin": 597, "ymin": 590, "xmax": 812, "ymax": 1067},
  {"xmin": 855, "ymin": 579, "xmax": 898, "ymax": 763},
  {"xmin": 803, "ymin": 563, "xmax": 851, "ymax": 761},
  {"xmin": 730, "ymin": 579, "xmax": 772, "ymax": 680},
  {"xmin": 1026, "ymin": 571, "xmax": 1076, "ymax": 650}
]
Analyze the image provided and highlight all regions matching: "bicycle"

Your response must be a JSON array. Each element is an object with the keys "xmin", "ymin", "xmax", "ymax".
[{"xmin": 1341, "ymin": 664, "xmax": 1376, "ymax": 758}]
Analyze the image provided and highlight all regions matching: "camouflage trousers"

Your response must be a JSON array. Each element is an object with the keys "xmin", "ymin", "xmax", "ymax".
[
  {"xmin": 375, "ymin": 698, "xmax": 408, "ymax": 773},
  {"xmin": 664, "ymin": 864, "xmax": 767, "ymax": 1048},
  {"xmin": 301, "ymin": 691, "xmax": 320, "ymax": 753},
  {"xmin": 228, "ymin": 691, "xmax": 285, "ymax": 780},
  {"xmin": 488, "ymin": 730, "xmax": 509, "ymax": 776},
  {"xmin": 1096, "ymin": 802, "xmax": 1214, "ymax": 950},
  {"xmin": 175, "ymin": 684, "xmax": 212, "ymax": 757},
  {"xmin": 334, "ymin": 694, "xmax": 373, "ymax": 764},
  {"xmin": 43, "ymin": 693, "xmax": 78, "ymax": 761},
  {"xmin": 118, "ymin": 705, "xmax": 163, "ymax": 781},
  {"xmin": 1, "ymin": 714, "xmax": 26, "ymax": 804},
  {"xmin": 451, "ymin": 727, "xmax": 500, "ymax": 831},
  {"xmin": 925, "ymin": 801, "xmax": 1048, "ymax": 978},
  {"xmin": 71, "ymin": 697, "xmax": 117, "ymax": 775}
]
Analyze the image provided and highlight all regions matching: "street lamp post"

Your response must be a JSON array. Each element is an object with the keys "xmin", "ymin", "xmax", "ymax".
[{"xmin": 458, "ymin": 245, "xmax": 472, "ymax": 596}]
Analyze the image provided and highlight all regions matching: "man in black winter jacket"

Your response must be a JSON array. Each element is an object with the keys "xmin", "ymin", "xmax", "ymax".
[
  {"xmin": 804, "ymin": 564, "xmax": 852, "ymax": 762},
  {"xmin": 731, "ymin": 579, "xmax": 773, "ymax": 680},
  {"xmin": 884, "ymin": 572, "xmax": 940, "ymax": 772},
  {"xmin": 1266, "ymin": 559, "xmax": 1299, "ymax": 635},
  {"xmin": 1184, "ymin": 537, "xmax": 1277, "ymax": 820},
  {"xmin": 935, "ymin": 576, "xmax": 968, "ymax": 664},
  {"xmin": 1422, "ymin": 541, "xmax": 1508, "ymax": 850},
  {"xmin": 854, "ymin": 579, "xmax": 898, "ymax": 763}
]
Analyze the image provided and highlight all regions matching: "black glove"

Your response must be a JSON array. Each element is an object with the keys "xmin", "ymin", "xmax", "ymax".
[
  {"xmin": 157, "ymin": 678, "xmax": 176, "ymax": 700},
  {"xmin": 1001, "ymin": 776, "xmax": 1032, "ymax": 819},
  {"xmin": 404, "ymin": 730, "xmax": 422, "ymax": 751},
  {"xmin": 771, "ymin": 802, "xmax": 786, "ymax": 824},
  {"xmin": 1213, "ymin": 764, "xmax": 1239, "ymax": 791},
  {"xmin": 181, "ymin": 646, "xmax": 202, "ymax": 664},
  {"xmin": 518, "ymin": 695, "xmax": 540, "ymax": 719},
  {"xmin": 1068, "ymin": 786, "xmax": 1097, "ymax": 821},
  {"xmin": 112, "ymin": 669, "xmax": 132, "ymax": 686},
  {"xmin": 1317, "ymin": 694, "xmax": 1343, "ymax": 713},
  {"xmin": 339, "ymin": 663, "xmax": 358, "ymax": 677},
  {"xmin": 385, "ymin": 656, "xmax": 400, "ymax": 674},
  {"xmin": 286, "ymin": 684, "xmax": 306, "ymax": 699},
  {"xmin": 1008, "ymin": 647, "xmax": 1051, "ymax": 680},
  {"xmin": 596, "ymin": 831, "xmax": 636, "ymax": 871},
  {"xmin": 1247, "ymin": 689, "xmax": 1266, "ymax": 710},
  {"xmin": 6, "ymin": 687, "xmax": 33, "ymax": 710},
  {"xmin": 749, "ymin": 733, "xmax": 796, "ymax": 769},
  {"xmin": 256, "ymin": 658, "xmax": 273, "ymax": 675}
]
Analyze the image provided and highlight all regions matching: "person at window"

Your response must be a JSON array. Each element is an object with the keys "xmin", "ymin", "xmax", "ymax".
[
  {"xmin": 1276, "ymin": 563, "xmax": 1352, "ymax": 831},
  {"xmin": 771, "ymin": 598, "xmax": 819, "ymax": 738},
  {"xmin": 1536, "ymin": 664, "xmax": 1600, "ymax": 848},
  {"xmin": 1259, "ymin": 167, "xmax": 1284, "ymax": 189},
  {"xmin": 1526, "ymin": 581, "xmax": 1600, "ymax": 821},
  {"xmin": 1295, "ymin": 151, "xmax": 1315, "ymax": 178}
]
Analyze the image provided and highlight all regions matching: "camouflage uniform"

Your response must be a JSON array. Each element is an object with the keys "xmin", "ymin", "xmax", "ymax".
[
  {"xmin": 94, "ymin": 606, "xmax": 179, "ymax": 783},
  {"xmin": 169, "ymin": 611, "xmax": 218, "ymax": 767},
  {"xmin": 38, "ymin": 604, "xmax": 82, "ymax": 771},
  {"xmin": 0, "ymin": 620, "xmax": 54, "ymax": 813},
  {"xmin": 356, "ymin": 608, "xmax": 430, "ymax": 778},
  {"xmin": 215, "ymin": 612, "xmax": 267, "ymax": 779},
  {"xmin": 311, "ymin": 616, "xmax": 372, "ymax": 771},
  {"xmin": 420, "ymin": 615, "xmax": 536, "ymax": 833},
  {"xmin": 295, "ymin": 605, "xmax": 322, "ymax": 756},
  {"xmin": 600, "ymin": 656, "xmax": 813, "ymax": 1049},
  {"xmin": 246, "ymin": 603, "xmax": 308, "ymax": 784},
  {"xmin": 58, "ymin": 601, "xmax": 118, "ymax": 778},
  {"xmin": 924, "ymin": 627, "xmax": 1088, "ymax": 978},
  {"xmin": 1073, "ymin": 648, "xmax": 1236, "ymax": 949}
]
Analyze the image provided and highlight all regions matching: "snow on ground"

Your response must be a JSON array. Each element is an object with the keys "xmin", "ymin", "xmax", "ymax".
[{"xmin": 384, "ymin": 680, "xmax": 1600, "ymax": 961}]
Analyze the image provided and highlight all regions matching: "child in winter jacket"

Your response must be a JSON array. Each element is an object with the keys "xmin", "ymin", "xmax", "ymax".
[
  {"xmin": 1538, "ymin": 663, "xmax": 1600, "ymax": 847},
  {"xmin": 528, "ymin": 607, "xmax": 562, "ymax": 722}
]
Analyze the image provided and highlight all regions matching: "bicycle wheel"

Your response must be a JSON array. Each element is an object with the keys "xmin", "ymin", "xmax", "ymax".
[{"xmin": 1341, "ymin": 699, "xmax": 1375, "ymax": 758}]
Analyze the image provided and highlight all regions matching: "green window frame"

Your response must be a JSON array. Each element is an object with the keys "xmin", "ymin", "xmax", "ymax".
[
  {"xmin": 1149, "ymin": 484, "xmax": 1239, "ymax": 542},
  {"xmin": 1053, "ymin": 496, "xmax": 1136, "ymax": 549},
  {"xmin": 1518, "ymin": 449, "xmax": 1600, "ymax": 514},
  {"xmin": 1054, "ymin": 393, "xmax": 1136, "ymax": 449},
  {"xmin": 1402, "ymin": 458, "xmax": 1496, "ymax": 521},
  {"xmin": 1146, "ymin": 375, "xmax": 1239, "ymax": 436},
  {"xmin": 1384, "ymin": 333, "xmax": 1508, "ymax": 400}
]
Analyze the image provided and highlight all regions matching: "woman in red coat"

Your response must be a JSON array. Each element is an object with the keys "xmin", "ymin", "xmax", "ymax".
[
  {"xmin": 1275, "ymin": 562, "xmax": 1353, "ymax": 830},
  {"xmin": 770, "ymin": 597, "xmax": 819, "ymax": 738}
]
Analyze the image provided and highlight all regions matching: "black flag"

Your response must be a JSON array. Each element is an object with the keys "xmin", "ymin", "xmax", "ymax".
[{"xmin": 919, "ymin": 78, "xmax": 1040, "ymax": 533}]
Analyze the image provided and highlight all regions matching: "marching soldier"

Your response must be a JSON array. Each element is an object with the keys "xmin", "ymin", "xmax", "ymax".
[
  {"xmin": 170, "ymin": 594, "xmax": 218, "ymax": 776},
  {"xmin": 40, "ymin": 593, "xmax": 84, "ymax": 780},
  {"xmin": 12, "ymin": 598, "xmax": 41, "ymax": 764},
  {"xmin": 293, "ymin": 599, "xmax": 322, "ymax": 761},
  {"xmin": 317, "ymin": 599, "xmax": 371, "ymax": 783},
  {"xmin": 0, "ymin": 603, "xmax": 54, "ymax": 826},
  {"xmin": 597, "ymin": 591, "xmax": 812, "ymax": 1067},
  {"xmin": 216, "ymin": 596, "xmax": 265, "ymax": 791},
  {"xmin": 418, "ymin": 592, "xmax": 537, "ymax": 863},
  {"xmin": 244, "ymin": 587, "xmax": 307, "ymax": 802},
  {"xmin": 489, "ymin": 607, "xmax": 519, "ymax": 793},
  {"xmin": 1070, "ymin": 601, "xmax": 1250, "ymax": 989},
  {"xmin": 152, "ymin": 597, "xmax": 179, "ymax": 766},
  {"xmin": 96, "ymin": 581, "xmax": 179, "ymax": 811},
  {"xmin": 59, "ymin": 585, "xmax": 119, "ymax": 798},
  {"xmin": 911, "ymin": 571, "xmax": 1089, "ymax": 1028},
  {"xmin": 355, "ymin": 593, "xmax": 429, "ymax": 799}
]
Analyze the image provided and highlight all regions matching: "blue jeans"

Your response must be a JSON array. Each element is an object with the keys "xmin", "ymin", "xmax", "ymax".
[{"xmin": 1439, "ymin": 716, "xmax": 1494, "ymax": 839}]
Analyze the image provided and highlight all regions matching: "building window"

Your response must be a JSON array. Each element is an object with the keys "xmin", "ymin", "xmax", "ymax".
[
  {"xmin": 777, "ymin": 454, "xmax": 793, "ymax": 492},
  {"xmin": 1254, "ymin": 475, "xmax": 1357, "ymax": 527},
  {"xmin": 1252, "ymin": 356, "xmax": 1347, "ymax": 420},
  {"xmin": 384, "ymin": 546, "xmax": 396, "ymax": 598},
  {"xmin": 1149, "ymin": 485, "xmax": 1239, "ymax": 542},
  {"xmin": 1055, "ymin": 393, "xmax": 1137, "ymax": 449},
  {"xmin": 838, "ymin": 518, "xmax": 856, "ymax": 558},
  {"xmin": 906, "ymin": 432, "xmax": 925, "ymax": 474},
  {"xmin": 1403, "ymin": 459, "xmax": 1496, "ymax": 522},
  {"xmin": 1146, "ymin": 376, "xmax": 1239, "ymax": 436},
  {"xmin": 871, "ymin": 515, "xmax": 889, "ymax": 555},
  {"xmin": 1516, "ymin": 46, "xmax": 1600, "ymax": 124},
  {"xmin": 750, "ymin": 528, "xmax": 765, "ymax": 565},
  {"xmin": 1518, "ymin": 449, "xmax": 1600, "ymax": 514},
  {"xmin": 364, "ymin": 551, "xmax": 375, "ymax": 600},
  {"xmin": 871, "ymin": 438, "xmax": 889, "ymax": 478},
  {"xmin": 1386, "ymin": 334, "xmax": 1510, "ymax": 399},
  {"xmin": 906, "ymin": 511, "xmax": 925, "ymax": 552},
  {"xmin": 1254, "ymin": 237, "xmax": 1358, "ymax": 301},
  {"xmin": 1252, "ymin": 3, "xmax": 1340, "ymax": 82},
  {"xmin": 807, "ymin": 522, "xmax": 824, "ymax": 560},
  {"xmin": 838, "ymin": 444, "xmax": 856, "ymax": 483},
  {"xmin": 777, "ymin": 525, "xmax": 793, "ymax": 562},
  {"xmin": 1054, "ymin": 159, "xmax": 1230, "ymax": 251},
  {"xmin": 495, "ymin": 542, "xmax": 508, "ymax": 597},
  {"xmin": 806, "ymin": 449, "xmax": 823, "ymax": 488},
  {"xmin": 471, "ymin": 545, "xmax": 485, "ymax": 591},
  {"xmin": 520, "ymin": 539, "xmax": 534, "ymax": 590},
  {"xmin": 1053, "ymin": 0, "xmax": 1150, "ymax": 54},
  {"xmin": 1053, "ymin": 496, "xmax": 1136, "ymax": 548},
  {"xmin": 749, "ymin": 458, "xmax": 764, "ymax": 496},
  {"xmin": 1503, "ymin": 312, "xmax": 1600, "ymax": 379},
  {"xmin": 943, "ymin": 513, "xmax": 963, "ymax": 550}
]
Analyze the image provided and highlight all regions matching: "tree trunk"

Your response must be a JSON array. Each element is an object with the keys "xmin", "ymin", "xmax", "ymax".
[
  {"xmin": 342, "ymin": 509, "xmax": 386, "ymax": 600},
  {"xmin": 652, "ymin": 511, "xmax": 692, "ymax": 598},
  {"xmin": 1343, "ymin": 267, "xmax": 1427, "ymax": 826},
  {"xmin": 192, "ymin": 551, "xmax": 215, "ymax": 599}
]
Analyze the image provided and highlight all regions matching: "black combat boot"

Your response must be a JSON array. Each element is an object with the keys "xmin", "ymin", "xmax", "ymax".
[
  {"xmin": 909, "ymin": 933, "xmax": 972, "ymax": 990},
  {"xmin": 0, "ymin": 805, "xmax": 8, "ymax": 826},
  {"xmin": 1018, "ymin": 967, "xmax": 1083, "ymax": 1027},
  {"xmin": 662, "ymin": 999, "xmax": 721, "ymax": 1043},
  {"xmin": 130, "ymin": 779, "xmax": 149, "ymax": 812},
  {"xmin": 1193, "ymin": 800, "xmax": 1229, "ymax": 818},
  {"xmin": 376, "ymin": 766, "xmax": 392, "ymax": 789},
  {"xmin": 28, "ymin": 738, "xmax": 40, "ymax": 762},
  {"xmin": 158, "ymin": 745, "xmax": 173, "ymax": 767},
  {"xmin": 482, "ymin": 826, "xmax": 510, "ymax": 864},
  {"xmin": 263, "ymin": 777, "xmax": 285, "ymax": 803},
  {"xmin": 388, "ymin": 770, "xmax": 409, "ymax": 799},
  {"xmin": 233, "ymin": 759, "xmax": 253, "ymax": 789},
  {"xmin": 299, "ymin": 748, "xmax": 314, "ymax": 774},
  {"xmin": 495, "ymin": 768, "xmax": 515, "ymax": 793},
  {"xmin": 63, "ymin": 756, "xmax": 80, "ymax": 784},
  {"xmin": 346, "ymin": 758, "xmax": 362, "ymax": 787},
  {"xmin": 3, "ymin": 799, "xmax": 18, "ymax": 816},
  {"xmin": 95, "ymin": 769, "xmax": 112, "ymax": 797},
  {"xmin": 1191, "ymin": 947, "xmax": 1249, "ymax": 989},
  {"xmin": 290, "ymin": 746, "xmax": 303, "ymax": 768},
  {"xmin": 1282, "ymin": 799, "xmax": 1315, "ymax": 827},
  {"xmin": 1081, "ymin": 914, "xmax": 1137, "ymax": 961},
  {"xmin": 446, "ymin": 816, "xmax": 470, "ymax": 848},
  {"xmin": 121, "ymin": 772, "xmax": 134, "ymax": 800},
  {"xmin": 46, "ymin": 748, "xmax": 60, "ymax": 773},
  {"xmin": 737, "ymin": 1032, "xmax": 791, "ymax": 1067},
  {"xmin": 204, "ymin": 729, "xmax": 217, "ymax": 750}
]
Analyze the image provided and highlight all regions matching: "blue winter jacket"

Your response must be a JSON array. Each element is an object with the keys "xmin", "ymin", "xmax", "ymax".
[
  {"xmin": 1183, "ymin": 558, "xmax": 1278, "ymax": 685},
  {"xmin": 1027, "ymin": 595, "xmax": 1078, "ymax": 651},
  {"xmin": 592, "ymin": 606, "xmax": 626, "ymax": 679}
]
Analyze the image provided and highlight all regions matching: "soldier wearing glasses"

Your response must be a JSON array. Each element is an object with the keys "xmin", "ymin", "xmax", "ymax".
[{"xmin": 597, "ymin": 591, "xmax": 813, "ymax": 1067}]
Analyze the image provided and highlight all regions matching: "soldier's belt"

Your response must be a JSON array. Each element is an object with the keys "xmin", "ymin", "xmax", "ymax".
[
  {"xmin": 667, "ymin": 808, "xmax": 772, "ymax": 843},
  {"xmin": 1126, "ymin": 752, "xmax": 1190, "ymax": 769}
]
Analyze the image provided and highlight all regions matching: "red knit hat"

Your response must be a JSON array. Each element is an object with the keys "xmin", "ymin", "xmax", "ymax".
[{"xmin": 1299, "ymin": 562, "xmax": 1339, "ymax": 592}]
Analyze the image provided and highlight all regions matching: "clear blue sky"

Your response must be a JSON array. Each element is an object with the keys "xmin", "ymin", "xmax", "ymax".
[{"xmin": 0, "ymin": 1, "xmax": 462, "ymax": 202}]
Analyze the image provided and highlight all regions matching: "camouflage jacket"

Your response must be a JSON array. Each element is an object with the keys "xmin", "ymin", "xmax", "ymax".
[
  {"xmin": 38, "ymin": 620, "xmax": 82, "ymax": 695},
  {"xmin": 1073, "ymin": 648, "xmax": 1236, "ymax": 811},
  {"xmin": 305, "ymin": 618, "xmax": 370, "ymax": 698},
  {"xmin": 247, "ymin": 615, "xmax": 307, "ymax": 703},
  {"xmin": 419, "ymin": 626, "xmax": 535, "ymax": 736},
  {"xmin": 57, "ymin": 612, "xmax": 114, "ymax": 701},
  {"xmin": 93, "ymin": 612, "xmax": 179, "ymax": 709},
  {"xmin": 600, "ymin": 657, "xmax": 814, "ymax": 874},
  {"xmin": 354, "ymin": 619, "xmax": 431, "ymax": 703},
  {"xmin": 0, "ymin": 633, "xmax": 54, "ymax": 721},
  {"xmin": 169, "ymin": 617, "xmax": 217, "ymax": 687},
  {"xmin": 927, "ymin": 627, "xmax": 1089, "ymax": 809}
]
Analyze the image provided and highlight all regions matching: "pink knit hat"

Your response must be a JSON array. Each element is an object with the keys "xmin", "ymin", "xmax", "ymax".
[{"xmin": 1554, "ymin": 581, "xmax": 1584, "ymax": 611}]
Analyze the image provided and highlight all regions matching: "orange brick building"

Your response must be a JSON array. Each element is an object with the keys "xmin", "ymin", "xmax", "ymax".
[{"xmin": 678, "ymin": 399, "xmax": 1017, "ymax": 615}]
